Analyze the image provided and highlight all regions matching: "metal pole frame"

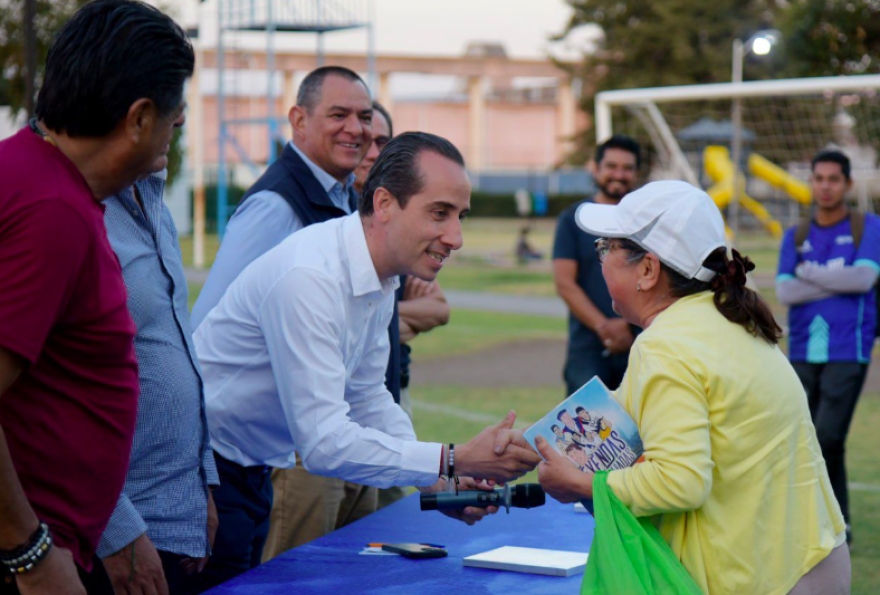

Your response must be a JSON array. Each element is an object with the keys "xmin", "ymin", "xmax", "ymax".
[
  {"xmin": 217, "ymin": 0, "xmax": 229, "ymax": 238},
  {"xmin": 367, "ymin": 0, "xmax": 377, "ymax": 93},
  {"xmin": 266, "ymin": 0, "xmax": 279, "ymax": 164},
  {"xmin": 730, "ymin": 38, "xmax": 744, "ymax": 238}
]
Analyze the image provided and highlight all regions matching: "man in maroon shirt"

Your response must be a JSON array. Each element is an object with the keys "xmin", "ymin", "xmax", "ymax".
[{"xmin": 0, "ymin": 2, "xmax": 193, "ymax": 594}]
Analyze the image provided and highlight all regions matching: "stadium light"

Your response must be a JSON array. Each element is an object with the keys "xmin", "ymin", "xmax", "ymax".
[
  {"xmin": 752, "ymin": 37, "xmax": 772, "ymax": 56},
  {"xmin": 730, "ymin": 30, "xmax": 781, "ymax": 238},
  {"xmin": 748, "ymin": 30, "xmax": 781, "ymax": 57}
]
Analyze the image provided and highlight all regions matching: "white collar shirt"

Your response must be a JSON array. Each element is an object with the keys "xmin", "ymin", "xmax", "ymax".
[{"xmin": 195, "ymin": 213, "xmax": 441, "ymax": 488}]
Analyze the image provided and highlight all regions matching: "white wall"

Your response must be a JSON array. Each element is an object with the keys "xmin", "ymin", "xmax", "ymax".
[{"xmin": 0, "ymin": 107, "xmax": 26, "ymax": 141}]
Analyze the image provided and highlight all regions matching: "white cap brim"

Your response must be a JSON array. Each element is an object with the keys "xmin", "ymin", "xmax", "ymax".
[{"xmin": 575, "ymin": 202, "xmax": 626, "ymax": 238}]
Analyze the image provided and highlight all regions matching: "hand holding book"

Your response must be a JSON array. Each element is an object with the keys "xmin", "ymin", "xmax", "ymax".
[
  {"xmin": 534, "ymin": 435, "xmax": 595, "ymax": 503},
  {"xmin": 523, "ymin": 377, "xmax": 644, "ymax": 513}
]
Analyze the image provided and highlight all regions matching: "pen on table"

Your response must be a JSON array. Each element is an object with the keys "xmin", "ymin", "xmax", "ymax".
[{"xmin": 367, "ymin": 542, "xmax": 446, "ymax": 548}]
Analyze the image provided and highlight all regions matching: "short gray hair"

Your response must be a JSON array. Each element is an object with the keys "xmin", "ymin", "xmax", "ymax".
[{"xmin": 296, "ymin": 66, "xmax": 368, "ymax": 113}]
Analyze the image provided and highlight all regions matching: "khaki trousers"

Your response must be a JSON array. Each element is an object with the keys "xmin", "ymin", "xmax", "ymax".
[
  {"xmin": 261, "ymin": 456, "xmax": 378, "ymax": 562},
  {"xmin": 263, "ymin": 388, "xmax": 416, "ymax": 561}
]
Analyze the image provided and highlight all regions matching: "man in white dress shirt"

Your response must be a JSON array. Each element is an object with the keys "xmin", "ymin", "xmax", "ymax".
[{"xmin": 193, "ymin": 132, "xmax": 541, "ymax": 588}]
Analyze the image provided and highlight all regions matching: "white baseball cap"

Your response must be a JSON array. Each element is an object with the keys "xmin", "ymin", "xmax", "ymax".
[{"xmin": 575, "ymin": 180, "xmax": 726, "ymax": 282}]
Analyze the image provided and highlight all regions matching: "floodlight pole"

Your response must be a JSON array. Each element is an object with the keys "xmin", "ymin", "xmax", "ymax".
[
  {"xmin": 730, "ymin": 38, "xmax": 744, "ymax": 240},
  {"xmin": 267, "ymin": 0, "xmax": 278, "ymax": 163},
  {"xmin": 217, "ymin": 0, "xmax": 229, "ymax": 238}
]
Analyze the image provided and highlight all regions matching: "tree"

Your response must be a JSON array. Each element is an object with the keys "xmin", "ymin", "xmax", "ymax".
[
  {"xmin": 778, "ymin": 0, "xmax": 880, "ymax": 154},
  {"xmin": 779, "ymin": 0, "xmax": 880, "ymax": 77},
  {"xmin": 562, "ymin": 1, "xmax": 782, "ymax": 88},
  {"xmin": 0, "ymin": 0, "xmax": 90, "ymax": 115},
  {"xmin": 0, "ymin": 0, "xmax": 186, "ymax": 185},
  {"xmin": 557, "ymin": 0, "xmax": 783, "ymax": 163}
]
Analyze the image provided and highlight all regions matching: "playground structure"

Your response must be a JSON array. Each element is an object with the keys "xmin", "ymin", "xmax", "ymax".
[
  {"xmin": 703, "ymin": 145, "xmax": 811, "ymax": 239},
  {"xmin": 214, "ymin": 0, "xmax": 373, "ymax": 237}
]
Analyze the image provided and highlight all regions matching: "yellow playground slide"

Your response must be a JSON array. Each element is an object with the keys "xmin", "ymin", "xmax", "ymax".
[{"xmin": 703, "ymin": 145, "xmax": 811, "ymax": 239}]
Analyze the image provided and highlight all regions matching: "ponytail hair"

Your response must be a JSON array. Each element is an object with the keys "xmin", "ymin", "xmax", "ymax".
[
  {"xmin": 665, "ymin": 248, "xmax": 783, "ymax": 344},
  {"xmin": 619, "ymin": 242, "xmax": 783, "ymax": 344}
]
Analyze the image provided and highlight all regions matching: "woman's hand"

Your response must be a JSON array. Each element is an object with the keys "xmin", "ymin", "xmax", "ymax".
[{"xmin": 535, "ymin": 436, "xmax": 594, "ymax": 503}]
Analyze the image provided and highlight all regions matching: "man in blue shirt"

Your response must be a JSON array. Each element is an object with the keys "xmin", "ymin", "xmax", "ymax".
[
  {"xmin": 552, "ymin": 135, "xmax": 641, "ymax": 394},
  {"xmin": 101, "ymin": 172, "xmax": 219, "ymax": 594},
  {"xmin": 776, "ymin": 149, "xmax": 880, "ymax": 544}
]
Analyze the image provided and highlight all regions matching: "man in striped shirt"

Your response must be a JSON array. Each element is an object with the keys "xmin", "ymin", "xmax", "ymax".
[{"xmin": 101, "ymin": 171, "xmax": 219, "ymax": 595}]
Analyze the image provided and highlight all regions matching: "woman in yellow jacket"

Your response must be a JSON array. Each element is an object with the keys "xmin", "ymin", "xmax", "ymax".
[{"xmin": 536, "ymin": 181, "xmax": 848, "ymax": 595}]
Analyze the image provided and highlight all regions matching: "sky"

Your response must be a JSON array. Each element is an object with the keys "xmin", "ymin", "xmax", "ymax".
[{"xmin": 173, "ymin": 0, "xmax": 592, "ymax": 61}]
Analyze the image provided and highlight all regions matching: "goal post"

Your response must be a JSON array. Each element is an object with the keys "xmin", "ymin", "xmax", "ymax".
[
  {"xmin": 595, "ymin": 75, "xmax": 880, "ymax": 143},
  {"xmin": 593, "ymin": 74, "xmax": 880, "ymax": 236}
]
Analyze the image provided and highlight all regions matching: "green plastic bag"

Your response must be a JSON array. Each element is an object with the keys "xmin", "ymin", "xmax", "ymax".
[{"xmin": 581, "ymin": 471, "xmax": 704, "ymax": 595}]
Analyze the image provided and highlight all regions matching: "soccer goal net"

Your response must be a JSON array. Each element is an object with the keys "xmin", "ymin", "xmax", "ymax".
[{"xmin": 594, "ymin": 75, "xmax": 880, "ymax": 238}]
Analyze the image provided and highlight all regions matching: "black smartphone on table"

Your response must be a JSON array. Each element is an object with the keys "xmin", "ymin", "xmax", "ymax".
[{"xmin": 381, "ymin": 543, "xmax": 447, "ymax": 559}]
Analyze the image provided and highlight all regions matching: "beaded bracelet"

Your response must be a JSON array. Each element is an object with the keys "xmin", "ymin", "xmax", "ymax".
[
  {"xmin": 0, "ymin": 522, "xmax": 53, "ymax": 575},
  {"xmin": 448, "ymin": 443, "xmax": 460, "ymax": 492},
  {"xmin": 448, "ymin": 443, "xmax": 455, "ymax": 479}
]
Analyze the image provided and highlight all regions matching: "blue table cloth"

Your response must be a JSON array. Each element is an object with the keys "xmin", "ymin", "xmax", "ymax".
[{"xmin": 206, "ymin": 492, "xmax": 595, "ymax": 594}]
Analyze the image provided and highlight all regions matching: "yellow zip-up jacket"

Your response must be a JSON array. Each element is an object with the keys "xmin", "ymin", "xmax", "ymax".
[{"xmin": 607, "ymin": 292, "xmax": 845, "ymax": 595}]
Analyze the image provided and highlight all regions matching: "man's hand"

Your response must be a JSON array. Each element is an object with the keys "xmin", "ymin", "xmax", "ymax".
[
  {"xmin": 419, "ymin": 477, "xmax": 498, "ymax": 526},
  {"xmin": 535, "ymin": 436, "xmax": 593, "ymax": 504},
  {"xmin": 596, "ymin": 318, "xmax": 634, "ymax": 354},
  {"xmin": 403, "ymin": 277, "xmax": 436, "ymax": 300},
  {"xmin": 3, "ymin": 350, "xmax": 83, "ymax": 595},
  {"xmin": 15, "ymin": 546, "xmax": 86, "ymax": 595},
  {"xmin": 794, "ymin": 261, "xmax": 814, "ymax": 279},
  {"xmin": 179, "ymin": 490, "xmax": 218, "ymax": 575},
  {"xmin": 399, "ymin": 319, "xmax": 418, "ymax": 343},
  {"xmin": 455, "ymin": 411, "xmax": 542, "ymax": 483},
  {"xmin": 102, "ymin": 533, "xmax": 168, "ymax": 595},
  {"xmin": 399, "ymin": 278, "xmax": 449, "ymax": 338},
  {"xmin": 491, "ymin": 424, "xmax": 537, "ymax": 458}
]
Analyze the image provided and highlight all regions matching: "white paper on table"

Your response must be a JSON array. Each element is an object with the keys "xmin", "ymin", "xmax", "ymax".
[{"xmin": 462, "ymin": 546, "xmax": 588, "ymax": 577}]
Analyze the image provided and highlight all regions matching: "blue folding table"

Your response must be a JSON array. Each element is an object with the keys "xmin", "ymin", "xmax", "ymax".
[{"xmin": 205, "ymin": 492, "xmax": 594, "ymax": 594}]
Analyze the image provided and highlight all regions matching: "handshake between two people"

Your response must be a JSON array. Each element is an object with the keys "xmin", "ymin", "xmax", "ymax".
[{"xmin": 419, "ymin": 410, "xmax": 543, "ymax": 526}]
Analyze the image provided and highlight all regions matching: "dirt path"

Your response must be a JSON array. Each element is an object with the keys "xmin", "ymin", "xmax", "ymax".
[
  {"xmin": 411, "ymin": 338, "xmax": 566, "ymax": 389},
  {"xmin": 413, "ymin": 336, "xmax": 880, "ymax": 394}
]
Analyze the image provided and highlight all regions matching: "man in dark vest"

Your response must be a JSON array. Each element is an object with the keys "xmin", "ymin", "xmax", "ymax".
[
  {"xmin": 191, "ymin": 66, "xmax": 373, "ymax": 327},
  {"xmin": 191, "ymin": 67, "xmax": 396, "ymax": 572}
]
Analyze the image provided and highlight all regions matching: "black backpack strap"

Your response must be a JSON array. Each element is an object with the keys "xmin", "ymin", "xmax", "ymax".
[
  {"xmin": 850, "ymin": 210, "xmax": 865, "ymax": 248},
  {"xmin": 794, "ymin": 218, "xmax": 812, "ymax": 249}
]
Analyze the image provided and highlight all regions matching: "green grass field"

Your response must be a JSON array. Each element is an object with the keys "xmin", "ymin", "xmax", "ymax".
[
  {"xmin": 182, "ymin": 218, "xmax": 877, "ymax": 593},
  {"xmin": 180, "ymin": 219, "xmax": 782, "ymax": 300}
]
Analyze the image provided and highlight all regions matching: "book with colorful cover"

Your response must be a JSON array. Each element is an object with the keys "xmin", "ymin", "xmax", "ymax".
[{"xmin": 524, "ymin": 377, "xmax": 644, "ymax": 513}]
